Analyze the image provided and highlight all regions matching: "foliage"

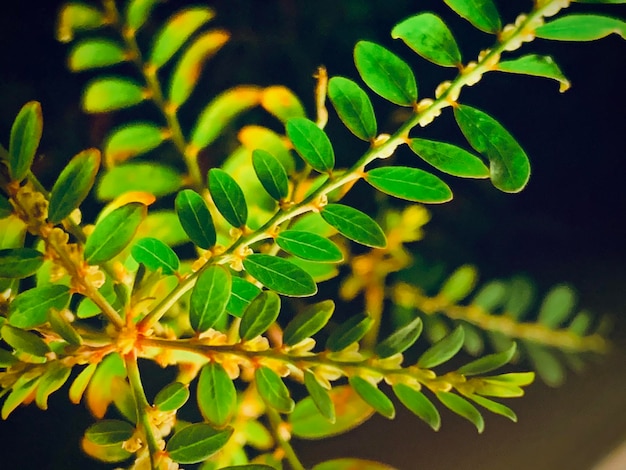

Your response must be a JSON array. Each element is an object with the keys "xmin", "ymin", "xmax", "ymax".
[{"xmin": 0, "ymin": 0, "xmax": 623, "ymax": 469}]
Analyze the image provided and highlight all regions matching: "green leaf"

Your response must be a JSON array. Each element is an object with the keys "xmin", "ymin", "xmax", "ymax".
[
  {"xmin": 190, "ymin": 86, "xmax": 261, "ymax": 149},
  {"xmin": 1, "ymin": 324, "xmax": 50, "ymax": 357},
  {"xmin": 9, "ymin": 101, "xmax": 42, "ymax": 181},
  {"xmin": 537, "ymin": 284, "xmax": 576, "ymax": 329},
  {"xmin": 0, "ymin": 195, "xmax": 12, "ymax": 219},
  {"xmin": 349, "ymin": 376, "xmax": 395, "ymax": 419},
  {"xmin": 252, "ymin": 149, "xmax": 289, "ymax": 201},
  {"xmin": 255, "ymin": 366, "xmax": 295, "ymax": 414},
  {"xmin": 569, "ymin": 310, "xmax": 593, "ymax": 336},
  {"xmin": 239, "ymin": 291, "xmax": 281, "ymax": 341},
  {"xmin": 283, "ymin": 300, "xmax": 335, "ymax": 346},
  {"xmin": 48, "ymin": 149, "xmax": 100, "ymax": 224},
  {"xmin": 242, "ymin": 420, "xmax": 273, "ymax": 451},
  {"xmin": 313, "ymin": 459, "xmax": 396, "ymax": 470},
  {"xmin": 320, "ymin": 204, "xmax": 386, "ymax": 248},
  {"xmin": 243, "ymin": 254, "xmax": 317, "ymax": 297},
  {"xmin": 169, "ymin": 30, "xmax": 230, "ymax": 106},
  {"xmin": 326, "ymin": 314, "xmax": 374, "ymax": 352},
  {"xmin": 458, "ymin": 343, "xmax": 517, "ymax": 376},
  {"xmin": 198, "ymin": 362, "xmax": 237, "ymax": 427},
  {"xmin": 286, "ymin": 117, "xmax": 335, "ymax": 173},
  {"xmin": 84, "ymin": 203, "xmax": 146, "ymax": 264},
  {"xmin": 408, "ymin": 138, "xmax": 489, "ymax": 178},
  {"xmin": 167, "ymin": 423, "xmax": 233, "ymax": 464},
  {"xmin": 374, "ymin": 316, "xmax": 423, "ymax": 359},
  {"xmin": 82, "ymin": 78, "xmax": 146, "ymax": 113},
  {"xmin": 131, "ymin": 237, "xmax": 180, "ymax": 275},
  {"xmin": 126, "ymin": 0, "xmax": 160, "ymax": 31},
  {"xmin": 276, "ymin": 231, "xmax": 343, "ymax": 263},
  {"xmin": 9, "ymin": 285, "xmax": 71, "ymax": 329},
  {"xmin": 417, "ymin": 325, "xmax": 465, "ymax": 368},
  {"xmin": 222, "ymin": 466, "xmax": 276, "ymax": 470},
  {"xmin": 154, "ymin": 382, "xmax": 190, "ymax": 412},
  {"xmin": 436, "ymin": 391, "xmax": 484, "ymax": 433},
  {"xmin": 365, "ymin": 167, "xmax": 452, "ymax": 203},
  {"xmin": 290, "ymin": 385, "xmax": 374, "ymax": 439},
  {"xmin": 208, "ymin": 168, "xmax": 248, "ymax": 228},
  {"xmin": 504, "ymin": 276, "xmax": 535, "ymax": 319},
  {"xmin": 150, "ymin": 7, "xmax": 215, "ymax": 68},
  {"xmin": 261, "ymin": 85, "xmax": 307, "ymax": 123},
  {"xmin": 497, "ymin": 54, "xmax": 570, "ymax": 92},
  {"xmin": 524, "ymin": 342, "xmax": 565, "ymax": 387},
  {"xmin": 0, "ymin": 248, "xmax": 44, "ymax": 278},
  {"xmin": 2, "ymin": 376, "xmax": 41, "ymax": 419},
  {"xmin": 47, "ymin": 308, "xmax": 82, "ymax": 346},
  {"xmin": 468, "ymin": 394, "xmax": 517, "ymax": 422},
  {"xmin": 226, "ymin": 277, "xmax": 261, "ymax": 318},
  {"xmin": 56, "ymin": 3, "xmax": 106, "ymax": 43},
  {"xmin": 391, "ymin": 13, "xmax": 462, "ymax": 67},
  {"xmin": 97, "ymin": 162, "xmax": 183, "ymax": 200},
  {"xmin": 190, "ymin": 265, "xmax": 232, "ymax": 333},
  {"xmin": 69, "ymin": 363, "xmax": 98, "ymax": 405},
  {"xmin": 36, "ymin": 364, "xmax": 72, "ymax": 410},
  {"xmin": 174, "ymin": 190, "xmax": 216, "ymax": 250},
  {"xmin": 304, "ymin": 371, "xmax": 335, "ymax": 423},
  {"xmin": 328, "ymin": 76, "xmax": 377, "ymax": 141},
  {"xmin": 68, "ymin": 39, "xmax": 127, "ymax": 71},
  {"xmin": 392, "ymin": 384, "xmax": 441, "ymax": 431},
  {"xmin": 354, "ymin": 41, "xmax": 417, "ymax": 106},
  {"xmin": 471, "ymin": 280, "xmax": 507, "ymax": 311},
  {"xmin": 104, "ymin": 122, "xmax": 166, "ymax": 166},
  {"xmin": 483, "ymin": 371, "xmax": 535, "ymax": 387},
  {"xmin": 443, "ymin": 0, "xmax": 501, "ymax": 33},
  {"xmin": 290, "ymin": 212, "xmax": 336, "ymax": 237},
  {"xmin": 535, "ymin": 14, "xmax": 626, "ymax": 41},
  {"xmin": 454, "ymin": 104, "xmax": 530, "ymax": 193},
  {"xmin": 439, "ymin": 265, "xmax": 478, "ymax": 303},
  {"xmin": 0, "ymin": 349, "xmax": 18, "ymax": 368}
]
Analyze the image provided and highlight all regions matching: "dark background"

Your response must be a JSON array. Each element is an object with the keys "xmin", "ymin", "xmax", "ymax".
[{"xmin": 1, "ymin": 1, "xmax": 625, "ymax": 469}]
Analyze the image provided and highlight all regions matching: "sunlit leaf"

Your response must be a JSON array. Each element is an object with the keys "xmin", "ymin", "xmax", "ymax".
[
  {"xmin": 175, "ymin": 189, "xmax": 216, "ymax": 249},
  {"xmin": 286, "ymin": 117, "xmax": 335, "ymax": 173},
  {"xmin": 375, "ymin": 316, "xmax": 423, "ymax": 359},
  {"xmin": 283, "ymin": 300, "xmax": 335, "ymax": 346},
  {"xmin": 1, "ymin": 323, "xmax": 50, "ymax": 357},
  {"xmin": 458, "ymin": 343, "xmax": 517, "ymax": 376},
  {"xmin": 69, "ymin": 363, "xmax": 98, "ymax": 404},
  {"xmin": 84, "ymin": 203, "xmax": 146, "ymax": 264},
  {"xmin": 408, "ymin": 138, "xmax": 489, "ymax": 178},
  {"xmin": 68, "ymin": 39, "xmax": 127, "ymax": 71},
  {"xmin": 9, "ymin": 285, "xmax": 71, "ymax": 329},
  {"xmin": 239, "ymin": 291, "xmax": 281, "ymax": 341},
  {"xmin": 154, "ymin": 382, "xmax": 190, "ymax": 412},
  {"xmin": 417, "ymin": 325, "xmax": 465, "ymax": 368},
  {"xmin": 354, "ymin": 41, "xmax": 417, "ymax": 105},
  {"xmin": 82, "ymin": 78, "xmax": 146, "ymax": 113},
  {"xmin": 276, "ymin": 231, "xmax": 343, "ymax": 263},
  {"xmin": 497, "ymin": 54, "xmax": 570, "ymax": 92},
  {"xmin": 190, "ymin": 265, "xmax": 232, "ymax": 333},
  {"xmin": 365, "ymin": 167, "xmax": 452, "ymax": 203},
  {"xmin": 535, "ymin": 14, "xmax": 626, "ymax": 41},
  {"xmin": 198, "ymin": 362, "xmax": 237, "ymax": 427},
  {"xmin": 261, "ymin": 86, "xmax": 306, "ymax": 123},
  {"xmin": 392, "ymin": 384, "xmax": 441, "ymax": 431},
  {"xmin": 81, "ymin": 436, "xmax": 132, "ymax": 463},
  {"xmin": 471, "ymin": 280, "xmax": 507, "ymax": 311},
  {"xmin": 468, "ymin": 394, "xmax": 517, "ymax": 422},
  {"xmin": 126, "ymin": 0, "xmax": 160, "ymax": 31},
  {"xmin": 443, "ymin": 0, "xmax": 501, "ymax": 33},
  {"xmin": 2, "ymin": 376, "xmax": 41, "ymax": 419},
  {"xmin": 48, "ymin": 149, "xmax": 100, "ymax": 223},
  {"xmin": 290, "ymin": 212, "xmax": 336, "ymax": 238},
  {"xmin": 243, "ymin": 254, "xmax": 317, "ymax": 297},
  {"xmin": 104, "ymin": 122, "xmax": 166, "ymax": 166},
  {"xmin": 252, "ymin": 149, "xmax": 289, "ymax": 201},
  {"xmin": 97, "ymin": 162, "xmax": 183, "ymax": 200},
  {"xmin": 56, "ymin": 3, "xmax": 106, "ymax": 43},
  {"xmin": 326, "ymin": 314, "xmax": 373, "ymax": 352},
  {"xmin": 0, "ymin": 248, "xmax": 44, "ymax": 278},
  {"xmin": 86, "ymin": 353, "xmax": 126, "ymax": 418},
  {"xmin": 328, "ymin": 76, "xmax": 377, "ymax": 141},
  {"xmin": 349, "ymin": 376, "xmax": 395, "ymax": 419},
  {"xmin": 537, "ymin": 284, "xmax": 576, "ymax": 329},
  {"xmin": 226, "ymin": 277, "xmax": 261, "ymax": 318},
  {"xmin": 208, "ymin": 168, "xmax": 248, "ymax": 228},
  {"xmin": 85, "ymin": 420, "xmax": 135, "ymax": 446},
  {"xmin": 436, "ymin": 391, "xmax": 484, "ymax": 433},
  {"xmin": 137, "ymin": 211, "xmax": 188, "ymax": 247},
  {"xmin": 304, "ymin": 371, "xmax": 335, "ymax": 423},
  {"xmin": 287, "ymin": 257, "xmax": 339, "ymax": 283},
  {"xmin": 439, "ymin": 265, "xmax": 478, "ymax": 303},
  {"xmin": 321, "ymin": 204, "xmax": 386, "ymax": 248},
  {"xmin": 255, "ymin": 366, "xmax": 295, "ymax": 414},
  {"xmin": 131, "ymin": 237, "xmax": 180, "ymax": 275},
  {"xmin": 9, "ymin": 101, "xmax": 42, "ymax": 181},
  {"xmin": 36, "ymin": 364, "xmax": 72, "ymax": 410},
  {"xmin": 47, "ymin": 307, "xmax": 82, "ymax": 346},
  {"xmin": 242, "ymin": 420, "xmax": 273, "ymax": 451}
]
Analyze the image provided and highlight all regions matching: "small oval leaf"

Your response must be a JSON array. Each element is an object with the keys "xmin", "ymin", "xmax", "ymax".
[
  {"xmin": 56, "ymin": 3, "xmax": 105, "ymax": 43},
  {"xmin": 457, "ymin": 343, "xmax": 517, "ymax": 376},
  {"xmin": 9, "ymin": 285, "xmax": 71, "ymax": 329},
  {"xmin": 243, "ymin": 254, "xmax": 317, "ymax": 297},
  {"xmin": 417, "ymin": 325, "xmax": 465, "ymax": 368},
  {"xmin": 0, "ymin": 248, "xmax": 44, "ymax": 279},
  {"xmin": 97, "ymin": 162, "xmax": 183, "ymax": 200},
  {"xmin": 325, "ymin": 314, "xmax": 374, "ymax": 352},
  {"xmin": 198, "ymin": 362, "xmax": 237, "ymax": 427},
  {"xmin": 408, "ymin": 138, "xmax": 489, "ymax": 178},
  {"xmin": 9, "ymin": 101, "xmax": 43, "ymax": 181},
  {"xmin": 166, "ymin": 423, "xmax": 233, "ymax": 464},
  {"xmin": 365, "ymin": 167, "xmax": 452, "ymax": 203},
  {"xmin": 320, "ymin": 204, "xmax": 386, "ymax": 248},
  {"xmin": 255, "ymin": 366, "xmax": 295, "ymax": 414},
  {"xmin": 443, "ymin": 0, "xmax": 501, "ymax": 33},
  {"xmin": 175, "ymin": 189, "xmax": 216, "ymax": 250},
  {"xmin": 104, "ymin": 122, "xmax": 166, "ymax": 166},
  {"xmin": 286, "ymin": 117, "xmax": 335, "ymax": 173},
  {"xmin": 537, "ymin": 284, "xmax": 576, "ymax": 329},
  {"xmin": 190, "ymin": 265, "xmax": 232, "ymax": 333},
  {"xmin": 349, "ymin": 376, "xmax": 395, "ymax": 419},
  {"xmin": 439, "ymin": 265, "xmax": 478, "ymax": 303},
  {"xmin": 208, "ymin": 168, "xmax": 248, "ymax": 228},
  {"xmin": 303, "ymin": 371, "xmax": 336, "ymax": 423},
  {"xmin": 69, "ymin": 39, "xmax": 127, "ymax": 71},
  {"xmin": 126, "ymin": 0, "xmax": 160, "ymax": 32},
  {"xmin": 82, "ymin": 78, "xmax": 146, "ymax": 113},
  {"xmin": 283, "ymin": 300, "xmax": 335, "ymax": 346},
  {"xmin": 261, "ymin": 86, "xmax": 307, "ymax": 123},
  {"xmin": 239, "ymin": 291, "xmax": 281, "ymax": 341},
  {"xmin": 276, "ymin": 231, "xmax": 343, "ymax": 263},
  {"xmin": 48, "ymin": 308, "xmax": 83, "ymax": 346},
  {"xmin": 154, "ymin": 382, "xmax": 190, "ymax": 412},
  {"xmin": 131, "ymin": 237, "xmax": 180, "ymax": 275},
  {"xmin": 436, "ymin": 391, "xmax": 485, "ymax": 433},
  {"xmin": 328, "ymin": 76, "xmax": 377, "ymax": 141},
  {"xmin": 468, "ymin": 394, "xmax": 517, "ymax": 422},
  {"xmin": 535, "ymin": 14, "xmax": 626, "ymax": 41},
  {"xmin": 36, "ymin": 364, "xmax": 72, "ymax": 410},
  {"xmin": 497, "ymin": 54, "xmax": 570, "ymax": 92},
  {"xmin": 392, "ymin": 384, "xmax": 441, "ymax": 431},
  {"xmin": 1, "ymin": 324, "xmax": 50, "ymax": 357},
  {"xmin": 226, "ymin": 277, "xmax": 261, "ymax": 318},
  {"xmin": 252, "ymin": 149, "xmax": 289, "ymax": 201},
  {"xmin": 85, "ymin": 419, "xmax": 135, "ymax": 445},
  {"xmin": 374, "ymin": 316, "xmax": 423, "ymax": 359}
]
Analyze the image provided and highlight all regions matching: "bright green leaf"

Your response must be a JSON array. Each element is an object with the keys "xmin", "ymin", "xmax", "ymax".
[
  {"xmin": 239, "ymin": 291, "xmax": 281, "ymax": 341},
  {"xmin": 82, "ymin": 78, "xmax": 146, "ymax": 113},
  {"xmin": 175, "ymin": 190, "xmax": 216, "ymax": 250},
  {"xmin": 1, "ymin": 324, "xmax": 50, "ymax": 357},
  {"xmin": 365, "ymin": 166, "xmax": 452, "ymax": 203},
  {"xmin": 326, "ymin": 314, "xmax": 373, "ymax": 352},
  {"xmin": 222, "ymin": 466, "xmax": 275, "ymax": 470},
  {"xmin": 321, "ymin": 204, "xmax": 386, "ymax": 248},
  {"xmin": 349, "ymin": 376, "xmax": 395, "ymax": 419},
  {"xmin": 97, "ymin": 162, "xmax": 183, "ymax": 200},
  {"xmin": 537, "ymin": 284, "xmax": 577, "ymax": 329},
  {"xmin": 36, "ymin": 363, "xmax": 72, "ymax": 410},
  {"xmin": 288, "ymin": 257, "xmax": 339, "ymax": 283},
  {"xmin": 131, "ymin": 237, "xmax": 180, "ymax": 275},
  {"xmin": 374, "ymin": 316, "xmax": 423, "ymax": 359},
  {"xmin": 104, "ymin": 122, "xmax": 166, "ymax": 166},
  {"xmin": 569, "ymin": 310, "xmax": 592, "ymax": 336},
  {"xmin": 69, "ymin": 363, "xmax": 98, "ymax": 405},
  {"xmin": 126, "ymin": 0, "xmax": 160, "ymax": 31},
  {"xmin": 328, "ymin": 76, "xmax": 377, "ymax": 141},
  {"xmin": 261, "ymin": 85, "xmax": 307, "ymax": 123},
  {"xmin": 468, "ymin": 394, "xmax": 517, "ymax": 422},
  {"xmin": 154, "ymin": 382, "xmax": 190, "ymax": 412},
  {"xmin": 48, "ymin": 308, "xmax": 82, "ymax": 346},
  {"xmin": 408, "ymin": 138, "xmax": 489, "ymax": 178},
  {"xmin": 0, "ymin": 248, "xmax": 44, "ymax": 279},
  {"xmin": 393, "ymin": 384, "xmax": 441, "ymax": 431},
  {"xmin": 535, "ymin": 14, "xmax": 626, "ymax": 41},
  {"xmin": 458, "ymin": 343, "xmax": 517, "ymax": 376},
  {"xmin": 290, "ymin": 212, "xmax": 336, "ymax": 237},
  {"xmin": 354, "ymin": 41, "xmax": 417, "ymax": 106},
  {"xmin": 190, "ymin": 265, "xmax": 232, "ymax": 333},
  {"xmin": 498, "ymin": 54, "xmax": 571, "ymax": 92},
  {"xmin": 276, "ymin": 231, "xmax": 343, "ymax": 263},
  {"xmin": 198, "ymin": 362, "xmax": 237, "ymax": 427},
  {"xmin": 226, "ymin": 277, "xmax": 261, "ymax": 318},
  {"xmin": 56, "ymin": 3, "xmax": 105, "ymax": 43},
  {"xmin": 9, "ymin": 101, "xmax": 42, "ymax": 181},
  {"xmin": 9, "ymin": 285, "xmax": 71, "ymax": 329},
  {"xmin": 208, "ymin": 168, "xmax": 248, "ymax": 228},
  {"xmin": 68, "ymin": 39, "xmax": 127, "ymax": 71},
  {"xmin": 436, "ymin": 391, "xmax": 484, "ymax": 433},
  {"xmin": 443, "ymin": 0, "xmax": 501, "ymax": 33},
  {"xmin": 286, "ymin": 117, "xmax": 335, "ymax": 173},
  {"xmin": 417, "ymin": 325, "xmax": 465, "ymax": 368},
  {"xmin": 167, "ymin": 423, "xmax": 233, "ymax": 464},
  {"xmin": 283, "ymin": 300, "xmax": 335, "ymax": 346},
  {"xmin": 439, "ymin": 265, "xmax": 478, "ymax": 303},
  {"xmin": 471, "ymin": 280, "xmax": 507, "ymax": 311},
  {"xmin": 243, "ymin": 254, "xmax": 317, "ymax": 297},
  {"xmin": 252, "ymin": 149, "xmax": 289, "ymax": 201},
  {"xmin": 2, "ymin": 376, "xmax": 41, "ymax": 419},
  {"xmin": 255, "ymin": 366, "xmax": 295, "ymax": 414},
  {"xmin": 304, "ymin": 371, "xmax": 335, "ymax": 423}
]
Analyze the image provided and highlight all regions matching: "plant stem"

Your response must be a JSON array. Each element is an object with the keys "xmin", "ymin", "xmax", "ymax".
[{"xmin": 266, "ymin": 407, "xmax": 305, "ymax": 470}]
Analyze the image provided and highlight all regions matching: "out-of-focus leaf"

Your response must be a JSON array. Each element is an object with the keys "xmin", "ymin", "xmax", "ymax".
[
  {"xmin": 68, "ymin": 39, "xmax": 127, "ymax": 71},
  {"xmin": 354, "ymin": 41, "xmax": 417, "ymax": 106},
  {"xmin": 537, "ymin": 284, "xmax": 576, "ymax": 329},
  {"xmin": 458, "ymin": 343, "xmax": 517, "ymax": 376},
  {"xmin": 375, "ymin": 316, "xmax": 423, "ymax": 359},
  {"xmin": 261, "ymin": 86, "xmax": 306, "ymax": 123},
  {"xmin": 497, "ymin": 54, "xmax": 570, "ymax": 92},
  {"xmin": 313, "ymin": 459, "xmax": 396, "ymax": 470},
  {"xmin": 82, "ymin": 78, "xmax": 146, "ymax": 113},
  {"xmin": 417, "ymin": 325, "xmax": 465, "ymax": 368},
  {"xmin": 175, "ymin": 190, "xmax": 216, "ymax": 249},
  {"xmin": 471, "ymin": 280, "xmax": 507, "ymax": 311},
  {"xmin": 208, "ymin": 168, "xmax": 248, "ymax": 228},
  {"xmin": 288, "ymin": 257, "xmax": 339, "ymax": 283},
  {"xmin": 286, "ymin": 117, "xmax": 335, "ymax": 173},
  {"xmin": 0, "ymin": 248, "xmax": 44, "ymax": 278},
  {"xmin": 290, "ymin": 212, "xmax": 336, "ymax": 237},
  {"xmin": 436, "ymin": 391, "xmax": 485, "ymax": 433},
  {"xmin": 126, "ymin": 0, "xmax": 160, "ymax": 31},
  {"xmin": 276, "ymin": 231, "xmax": 343, "ymax": 263},
  {"xmin": 408, "ymin": 138, "xmax": 489, "ymax": 178},
  {"xmin": 504, "ymin": 276, "xmax": 535, "ymax": 319},
  {"xmin": 226, "ymin": 277, "xmax": 261, "ymax": 318},
  {"xmin": 154, "ymin": 382, "xmax": 190, "ymax": 412},
  {"xmin": 252, "ymin": 149, "xmax": 289, "ymax": 201},
  {"xmin": 0, "ymin": 349, "xmax": 18, "ymax": 368},
  {"xmin": 239, "ymin": 291, "xmax": 281, "ymax": 341},
  {"xmin": 198, "ymin": 362, "xmax": 237, "ymax": 427},
  {"xmin": 255, "ymin": 366, "xmax": 295, "ymax": 414},
  {"xmin": 1, "ymin": 324, "xmax": 50, "ymax": 357},
  {"xmin": 137, "ymin": 211, "xmax": 188, "ymax": 247},
  {"xmin": 365, "ymin": 167, "xmax": 452, "ymax": 203},
  {"xmin": 326, "ymin": 314, "xmax": 373, "ymax": 352},
  {"xmin": 443, "ymin": 0, "xmax": 501, "ymax": 33},
  {"xmin": 86, "ymin": 353, "xmax": 126, "ymax": 418},
  {"xmin": 131, "ymin": 237, "xmax": 180, "ymax": 275},
  {"xmin": 393, "ymin": 384, "xmax": 441, "ymax": 431},
  {"xmin": 0, "ymin": 195, "xmax": 12, "ymax": 219},
  {"xmin": 97, "ymin": 162, "xmax": 183, "ymax": 200},
  {"xmin": 524, "ymin": 342, "xmax": 565, "ymax": 387},
  {"xmin": 9, "ymin": 285, "xmax": 71, "ymax": 329},
  {"xmin": 36, "ymin": 364, "xmax": 72, "ymax": 410},
  {"xmin": 104, "ymin": 123, "xmax": 166, "ymax": 166},
  {"xmin": 283, "ymin": 300, "xmax": 335, "ymax": 346},
  {"xmin": 321, "ymin": 204, "xmax": 386, "ymax": 248},
  {"xmin": 328, "ymin": 76, "xmax": 377, "ymax": 141},
  {"xmin": 167, "ymin": 423, "xmax": 233, "ymax": 464},
  {"xmin": 438, "ymin": 265, "xmax": 477, "ymax": 303},
  {"xmin": 535, "ymin": 14, "xmax": 626, "ymax": 41},
  {"xmin": 349, "ymin": 376, "xmax": 395, "ymax": 419},
  {"xmin": 56, "ymin": 3, "xmax": 106, "ymax": 43},
  {"xmin": 9, "ymin": 101, "xmax": 42, "ymax": 181},
  {"xmin": 190, "ymin": 265, "xmax": 232, "ymax": 333},
  {"xmin": 243, "ymin": 254, "xmax": 317, "ymax": 297},
  {"xmin": 304, "ymin": 371, "xmax": 335, "ymax": 423}
]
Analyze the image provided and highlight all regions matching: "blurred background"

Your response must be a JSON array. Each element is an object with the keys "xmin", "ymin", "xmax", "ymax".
[{"xmin": 1, "ymin": 1, "xmax": 625, "ymax": 469}]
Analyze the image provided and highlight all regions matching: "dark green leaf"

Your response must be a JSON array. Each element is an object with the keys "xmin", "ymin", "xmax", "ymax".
[
  {"xmin": 408, "ymin": 138, "xmax": 489, "ymax": 178},
  {"xmin": 471, "ymin": 280, "xmax": 507, "ymax": 311},
  {"xmin": 304, "ymin": 371, "xmax": 335, "ymax": 423},
  {"xmin": 1, "ymin": 324, "xmax": 49, "ymax": 357},
  {"xmin": 365, "ymin": 167, "xmax": 452, "ymax": 203},
  {"xmin": 190, "ymin": 265, "xmax": 232, "ymax": 333},
  {"xmin": 277, "ymin": 231, "xmax": 343, "ymax": 263},
  {"xmin": 198, "ymin": 362, "xmax": 237, "ymax": 427},
  {"xmin": 252, "ymin": 149, "xmax": 289, "ymax": 200},
  {"xmin": 454, "ymin": 105, "xmax": 530, "ymax": 193},
  {"xmin": 68, "ymin": 39, "xmax": 127, "ymax": 71},
  {"xmin": 524, "ymin": 342, "xmax": 565, "ymax": 387},
  {"xmin": 537, "ymin": 284, "xmax": 576, "ymax": 329},
  {"xmin": 239, "ymin": 291, "xmax": 281, "ymax": 341},
  {"xmin": 391, "ymin": 13, "xmax": 462, "ymax": 67},
  {"xmin": 286, "ymin": 117, "xmax": 335, "ymax": 173},
  {"xmin": 374, "ymin": 316, "xmax": 422, "ymax": 359},
  {"xmin": 243, "ymin": 254, "xmax": 317, "ymax": 297},
  {"xmin": 131, "ymin": 237, "xmax": 180, "ymax": 275},
  {"xmin": 9, "ymin": 285, "xmax": 71, "ymax": 329},
  {"xmin": 497, "ymin": 54, "xmax": 570, "ymax": 92},
  {"xmin": 283, "ymin": 300, "xmax": 335, "ymax": 346},
  {"xmin": 48, "ymin": 149, "xmax": 101, "ymax": 224},
  {"xmin": 504, "ymin": 276, "xmax": 535, "ymax": 319},
  {"xmin": 226, "ymin": 277, "xmax": 261, "ymax": 317},
  {"xmin": 36, "ymin": 364, "xmax": 72, "ymax": 410},
  {"xmin": 320, "ymin": 204, "xmax": 386, "ymax": 248},
  {"xmin": 0, "ymin": 349, "xmax": 18, "ymax": 368},
  {"xmin": 154, "ymin": 382, "xmax": 190, "ymax": 412},
  {"xmin": 438, "ymin": 265, "xmax": 478, "ymax": 303},
  {"xmin": 0, "ymin": 195, "xmax": 12, "ymax": 219},
  {"xmin": 9, "ymin": 101, "xmax": 42, "ymax": 181},
  {"xmin": 457, "ymin": 343, "xmax": 517, "ymax": 376},
  {"xmin": 328, "ymin": 76, "xmax": 377, "ymax": 141},
  {"xmin": 468, "ymin": 394, "xmax": 517, "ymax": 422},
  {"xmin": 208, "ymin": 168, "xmax": 248, "ymax": 228},
  {"xmin": 84, "ymin": 203, "xmax": 146, "ymax": 264},
  {"xmin": 436, "ymin": 391, "xmax": 484, "ymax": 433},
  {"xmin": 97, "ymin": 163, "xmax": 183, "ymax": 200},
  {"xmin": 56, "ymin": 3, "xmax": 106, "ymax": 43},
  {"xmin": 417, "ymin": 325, "xmax": 465, "ymax": 368},
  {"xmin": 255, "ymin": 366, "xmax": 295, "ymax": 414},
  {"xmin": 392, "ymin": 384, "xmax": 441, "ymax": 431},
  {"xmin": 535, "ymin": 14, "xmax": 626, "ymax": 41},
  {"xmin": 175, "ymin": 190, "xmax": 216, "ymax": 250},
  {"xmin": 150, "ymin": 7, "xmax": 215, "ymax": 68},
  {"xmin": 166, "ymin": 423, "xmax": 233, "ymax": 464},
  {"xmin": 0, "ymin": 248, "xmax": 44, "ymax": 278},
  {"xmin": 354, "ymin": 41, "xmax": 417, "ymax": 106},
  {"xmin": 104, "ymin": 122, "xmax": 166, "ymax": 166},
  {"xmin": 569, "ymin": 310, "xmax": 592, "ymax": 336},
  {"xmin": 126, "ymin": 0, "xmax": 160, "ymax": 31},
  {"xmin": 326, "ymin": 314, "xmax": 373, "ymax": 352},
  {"xmin": 349, "ymin": 376, "xmax": 395, "ymax": 419},
  {"xmin": 443, "ymin": 0, "xmax": 501, "ymax": 33},
  {"xmin": 82, "ymin": 78, "xmax": 146, "ymax": 113}
]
